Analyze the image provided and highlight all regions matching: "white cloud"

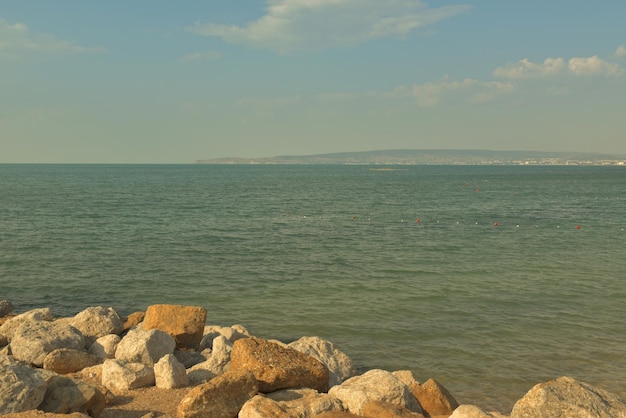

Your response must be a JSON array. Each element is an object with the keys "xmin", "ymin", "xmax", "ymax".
[
  {"xmin": 188, "ymin": 0, "xmax": 470, "ymax": 53},
  {"xmin": 568, "ymin": 55, "xmax": 623, "ymax": 76},
  {"xmin": 0, "ymin": 18, "xmax": 105, "ymax": 59},
  {"xmin": 410, "ymin": 76, "xmax": 514, "ymax": 106},
  {"xmin": 615, "ymin": 45, "xmax": 626, "ymax": 58},
  {"xmin": 180, "ymin": 51, "xmax": 222, "ymax": 62},
  {"xmin": 493, "ymin": 57, "xmax": 565, "ymax": 79}
]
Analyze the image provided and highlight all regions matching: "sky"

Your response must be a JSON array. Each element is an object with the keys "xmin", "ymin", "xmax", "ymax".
[{"xmin": 1, "ymin": 0, "xmax": 626, "ymax": 163}]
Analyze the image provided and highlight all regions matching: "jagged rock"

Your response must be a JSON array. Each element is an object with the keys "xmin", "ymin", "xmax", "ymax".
[
  {"xmin": 449, "ymin": 404, "xmax": 503, "ymax": 418},
  {"xmin": 199, "ymin": 325, "xmax": 251, "ymax": 350},
  {"xmin": 69, "ymin": 307, "xmax": 123, "ymax": 347},
  {"xmin": 313, "ymin": 412, "xmax": 365, "ymax": 418},
  {"xmin": 238, "ymin": 395, "xmax": 291, "ymax": 417},
  {"xmin": 289, "ymin": 336, "xmax": 357, "ymax": 387},
  {"xmin": 0, "ymin": 308, "xmax": 54, "ymax": 342},
  {"xmin": 231, "ymin": 337, "xmax": 329, "ymax": 393},
  {"xmin": 0, "ymin": 333, "xmax": 7, "ymax": 348},
  {"xmin": 173, "ymin": 349, "xmax": 207, "ymax": 368},
  {"xmin": 1, "ymin": 412, "xmax": 91, "ymax": 417},
  {"xmin": 115, "ymin": 327, "xmax": 176, "ymax": 366},
  {"xmin": 43, "ymin": 348, "xmax": 102, "ymax": 374},
  {"xmin": 177, "ymin": 369, "xmax": 259, "ymax": 418},
  {"xmin": 362, "ymin": 400, "xmax": 426, "ymax": 418},
  {"xmin": 87, "ymin": 334, "xmax": 120, "ymax": 359},
  {"xmin": 0, "ymin": 300, "xmax": 14, "ymax": 317},
  {"xmin": 11, "ymin": 320, "xmax": 85, "ymax": 367},
  {"xmin": 38, "ymin": 374, "xmax": 105, "ymax": 417},
  {"xmin": 154, "ymin": 353, "xmax": 188, "ymax": 389},
  {"xmin": 510, "ymin": 376, "xmax": 626, "ymax": 418},
  {"xmin": 328, "ymin": 369, "xmax": 422, "ymax": 416},
  {"xmin": 187, "ymin": 335, "xmax": 234, "ymax": 384},
  {"xmin": 411, "ymin": 378, "xmax": 459, "ymax": 417},
  {"xmin": 266, "ymin": 388, "xmax": 344, "ymax": 417},
  {"xmin": 69, "ymin": 365, "xmax": 115, "ymax": 405},
  {"xmin": 101, "ymin": 359, "xmax": 155, "ymax": 393},
  {"xmin": 122, "ymin": 311, "xmax": 145, "ymax": 332},
  {"xmin": 0, "ymin": 355, "xmax": 47, "ymax": 415},
  {"xmin": 142, "ymin": 304, "xmax": 206, "ymax": 350}
]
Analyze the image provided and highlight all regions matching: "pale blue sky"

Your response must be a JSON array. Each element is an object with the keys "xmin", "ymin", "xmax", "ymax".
[{"xmin": 1, "ymin": 1, "xmax": 625, "ymax": 163}]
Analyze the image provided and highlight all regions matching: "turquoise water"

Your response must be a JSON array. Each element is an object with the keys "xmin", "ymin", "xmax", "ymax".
[{"xmin": 1, "ymin": 164, "xmax": 625, "ymax": 411}]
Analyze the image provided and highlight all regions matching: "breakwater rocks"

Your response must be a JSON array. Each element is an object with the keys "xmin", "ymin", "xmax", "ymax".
[{"xmin": 1, "ymin": 302, "xmax": 625, "ymax": 418}]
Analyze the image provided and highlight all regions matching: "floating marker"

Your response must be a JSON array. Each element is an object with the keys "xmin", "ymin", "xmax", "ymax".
[
  {"xmin": 576, "ymin": 225, "xmax": 581, "ymax": 229},
  {"xmin": 493, "ymin": 221, "xmax": 499, "ymax": 227},
  {"xmin": 416, "ymin": 219, "xmax": 421, "ymax": 223}
]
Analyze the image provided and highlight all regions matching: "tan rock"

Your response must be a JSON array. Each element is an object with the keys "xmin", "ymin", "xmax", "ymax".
[
  {"xmin": 122, "ymin": 311, "xmax": 145, "ymax": 332},
  {"xmin": 289, "ymin": 336, "xmax": 357, "ymax": 387},
  {"xmin": 69, "ymin": 306, "xmax": 123, "ymax": 346},
  {"xmin": 412, "ymin": 378, "xmax": 459, "ymax": 417},
  {"xmin": 38, "ymin": 374, "xmax": 106, "ymax": 417},
  {"xmin": 1, "ymin": 412, "xmax": 90, "ymax": 417},
  {"xmin": 154, "ymin": 354, "xmax": 188, "ymax": 389},
  {"xmin": 231, "ymin": 337, "xmax": 329, "ymax": 393},
  {"xmin": 362, "ymin": 400, "xmax": 426, "ymax": 418},
  {"xmin": 143, "ymin": 304, "xmax": 206, "ymax": 350},
  {"xmin": 43, "ymin": 348, "xmax": 103, "ymax": 374},
  {"xmin": 177, "ymin": 369, "xmax": 259, "ymax": 418},
  {"xmin": 244, "ymin": 388, "xmax": 344, "ymax": 417},
  {"xmin": 313, "ymin": 412, "xmax": 366, "ymax": 418},
  {"xmin": 239, "ymin": 395, "xmax": 291, "ymax": 418},
  {"xmin": 449, "ymin": 404, "xmax": 500, "ymax": 418},
  {"xmin": 88, "ymin": 334, "xmax": 121, "ymax": 359},
  {"xmin": 101, "ymin": 359, "xmax": 155, "ymax": 393}
]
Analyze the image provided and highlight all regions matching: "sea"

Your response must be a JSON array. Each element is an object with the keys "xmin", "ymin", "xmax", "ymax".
[{"xmin": 1, "ymin": 163, "xmax": 624, "ymax": 412}]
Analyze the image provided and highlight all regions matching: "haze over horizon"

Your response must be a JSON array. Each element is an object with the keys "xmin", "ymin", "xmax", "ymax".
[{"xmin": 2, "ymin": 1, "xmax": 626, "ymax": 163}]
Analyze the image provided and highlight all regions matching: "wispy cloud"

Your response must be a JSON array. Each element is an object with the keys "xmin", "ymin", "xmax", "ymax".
[
  {"xmin": 615, "ymin": 45, "xmax": 626, "ymax": 59},
  {"xmin": 188, "ymin": 0, "xmax": 470, "ymax": 53},
  {"xmin": 0, "ymin": 18, "xmax": 106, "ymax": 60},
  {"xmin": 410, "ymin": 76, "xmax": 514, "ymax": 106},
  {"xmin": 494, "ymin": 55, "xmax": 623, "ymax": 79},
  {"xmin": 180, "ymin": 50, "xmax": 222, "ymax": 62}
]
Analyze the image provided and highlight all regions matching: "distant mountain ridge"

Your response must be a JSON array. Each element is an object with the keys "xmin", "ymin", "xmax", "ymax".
[{"xmin": 195, "ymin": 149, "xmax": 626, "ymax": 165}]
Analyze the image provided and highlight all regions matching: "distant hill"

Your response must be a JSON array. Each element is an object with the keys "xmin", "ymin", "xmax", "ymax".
[{"xmin": 195, "ymin": 149, "xmax": 626, "ymax": 165}]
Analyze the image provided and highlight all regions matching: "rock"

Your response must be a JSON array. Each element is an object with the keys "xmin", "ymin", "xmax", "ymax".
[
  {"xmin": 199, "ymin": 325, "xmax": 251, "ymax": 350},
  {"xmin": 11, "ymin": 320, "xmax": 85, "ymax": 367},
  {"xmin": 101, "ymin": 359, "xmax": 155, "ymax": 393},
  {"xmin": 328, "ymin": 369, "xmax": 422, "ymax": 416},
  {"xmin": 122, "ymin": 311, "xmax": 145, "ymax": 332},
  {"xmin": 115, "ymin": 327, "xmax": 176, "ymax": 366},
  {"xmin": 411, "ymin": 378, "xmax": 459, "ymax": 417},
  {"xmin": 289, "ymin": 336, "xmax": 357, "ymax": 387},
  {"xmin": 38, "ymin": 374, "xmax": 105, "ymax": 417},
  {"xmin": 0, "ymin": 308, "xmax": 54, "ymax": 342},
  {"xmin": 510, "ymin": 376, "xmax": 626, "ymax": 418},
  {"xmin": 69, "ymin": 306, "xmax": 123, "ymax": 347},
  {"xmin": 238, "ymin": 395, "xmax": 291, "ymax": 417},
  {"xmin": 0, "ymin": 300, "xmax": 14, "ymax": 317},
  {"xmin": 449, "ymin": 404, "xmax": 501, "ymax": 418},
  {"xmin": 0, "ymin": 333, "xmax": 7, "ymax": 348},
  {"xmin": 143, "ymin": 304, "xmax": 206, "ymax": 350},
  {"xmin": 362, "ymin": 400, "xmax": 426, "ymax": 418},
  {"xmin": 265, "ymin": 388, "xmax": 344, "ymax": 417},
  {"xmin": 177, "ymin": 369, "xmax": 259, "ymax": 418},
  {"xmin": 154, "ymin": 354, "xmax": 188, "ymax": 389},
  {"xmin": 173, "ymin": 349, "xmax": 207, "ymax": 368},
  {"xmin": 313, "ymin": 412, "xmax": 366, "ymax": 418},
  {"xmin": 43, "ymin": 348, "xmax": 102, "ymax": 374},
  {"xmin": 69, "ymin": 365, "xmax": 115, "ymax": 405},
  {"xmin": 0, "ymin": 355, "xmax": 47, "ymax": 415},
  {"xmin": 1, "ymin": 412, "xmax": 91, "ymax": 417},
  {"xmin": 231, "ymin": 337, "xmax": 329, "ymax": 393},
  {"xmin": 87, "ymin": 334, "xmax": 120, "ymax": 359}
]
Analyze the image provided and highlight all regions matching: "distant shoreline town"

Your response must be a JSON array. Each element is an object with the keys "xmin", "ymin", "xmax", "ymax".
[{"xmin": 195, "ymin": 149, "xmax": 626, "ymax": 166}]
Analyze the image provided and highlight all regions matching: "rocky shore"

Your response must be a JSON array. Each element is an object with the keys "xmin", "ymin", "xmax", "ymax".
[{"xmin": 1, "ymin": 301, "xmax": 625, "ymax": 418}]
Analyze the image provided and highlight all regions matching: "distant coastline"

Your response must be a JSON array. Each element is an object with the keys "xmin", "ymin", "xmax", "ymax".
[{"xmin": 195, "ymin": 149, "xmax": 626, "ymax": 166}]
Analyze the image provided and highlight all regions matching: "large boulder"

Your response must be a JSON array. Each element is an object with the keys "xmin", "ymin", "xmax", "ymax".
[
  {"xmin": 0, "ymin": 308, "xmax": 54, "ymax": 342},
  {"xmin": 69, "ymin": 307, "xmax": 123, "ymax": 347},
  {"xmin": 177, "ymin": 369, "xmax": 259, "ymax": 418},
  {"xmin": 38, "ymin": 374, "xmax": 105, "ymax": 417},
  {"xmin": 142, "ymin": 304, "xmax": 206, "ymax": 350},
  {"xmin": 115, "ymin": 327, "xmax": 175, "ymax": 366},
  {"xmin": 11, "ymin": 320, "xmax": 85, "ymax": 367},
  {"xmin": 43, "ymin": 348, "xmax": 103, "ymax": 374},
  {"xmin": 328, "ymin": 369, "xmax": 422, "ymax": 416},
  {"xmin": 289, "ymin": 336, "xmax": 357, "ymax": 387},
  {"xmin": 154, "ymin": 353, "xmax": 188, "ymax": 389},
  {"xmin": 231, "ymin": 337, "xmax": 329, "ymax": 393},
  {"xmin": 510, "ymin": 376, "xmax": 626, "ymax": 418},
  {"xmin": 101, "ymin": 359, "xmax": 155, "ymax": 393},
  {"xmin": 0, "ymin": 355, "xmax": 47, "ymax": 415}
]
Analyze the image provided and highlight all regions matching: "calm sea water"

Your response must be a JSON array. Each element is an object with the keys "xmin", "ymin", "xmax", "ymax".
[{"xmin": 1, "ymin": 164, "xmax": 625, "ymax": 411}]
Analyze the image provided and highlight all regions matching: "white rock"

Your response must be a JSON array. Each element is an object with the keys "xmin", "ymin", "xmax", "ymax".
[
  {"xmin": 115, "ymin": 327, "xmax": 176, "ymax": 366},
  {"xmin": 328, "ymin": 369, "xmax": 422, "ymax": 415},
  {"xmin": 450, "ymin": 404, "xmax": 499, "ymax": 418},
  {"xmin": 0, "ymin": 307, "xmax": 53, "ymax": 342},
  {"xmin": 289, "ymin": 336, "xmax": 357, "ymax": 387},
  {"xmin": 0, "ymin": 355, "xmax": 47, "ymax": 415},
  {"xmin": 199, "ymin": 325, "xmax": 250, "ymax": 350},
  {"xmin": 11, "ymin": 320, "xmax": 85, "ymax": 367},
  {"xmin": 88, "ymin": 334, "xmax": 121, "ymax": 359},
  {"xmin": 154, "ymin": 354, "xmax": 188, "ymax": 389},
  {"xmin": 101, "ymin": 359, "xmax": 155, "ymax": 392},
  {"xmin": 187, "ymin": 336, "xmax": 233, "ymax": 385},
  {"xmin": 70, "ymin": 306, "xmax": 124, "ymax": 346}
]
